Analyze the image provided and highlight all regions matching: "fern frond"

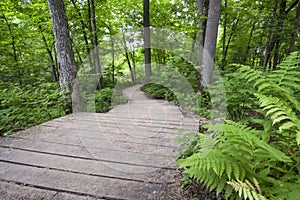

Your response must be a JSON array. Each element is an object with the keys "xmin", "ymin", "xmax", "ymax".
[
  {"xmin": 227, "ymin": 179, "xmax": 267, "ymax": 200},
  {"xmin": 256, "ymin": 93, "xmax": 300, "ymax": 145}
]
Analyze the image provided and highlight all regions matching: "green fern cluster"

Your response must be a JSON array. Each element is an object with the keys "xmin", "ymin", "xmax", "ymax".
[
  {"xmin": 227, "ymin": 178, "xmax": 266, "ymax": 200},
  {"xmin": 238, "ymin": 51, "xmax": 300, "ymax": 146},
  {"xmin": 177, "ymin": 121, "xmax": 292, "ymax": 199},
  {"xmin": 177, "ymin": 52, "xmax": 300, "ymax": 199}
]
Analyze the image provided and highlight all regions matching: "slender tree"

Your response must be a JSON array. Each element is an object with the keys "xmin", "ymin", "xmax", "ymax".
[
  {"xmin": 221, "ymin": 0, "xmax": 227, "ymax": 71},
  {"xmin": 289, "ymin": 2, "xmax": 300, "ymax": 53},
  {"xmin": 90, "ymin": 0, "xmax": 103, "ymax": 89},
  {"xmin": 39, "ymin": 26, "xmax": 58, "ymax": 82},
  {"xmin": 47, "ymin": 0, "xmax": 85, "ymax": 113},
  {"xmin": 122, "ymin": 32, "xmax": 135, "ymax": 83},
  {"xmin": 144, "ymin": 0, "xmax": 151, "ymax": 82},
  {"xmin": 201, "ymin": 0, "xmax": 221, "ymax": 87},
  {"xmin": 70, "ymin": 0, "xmax": 93, "ymax": 68}
]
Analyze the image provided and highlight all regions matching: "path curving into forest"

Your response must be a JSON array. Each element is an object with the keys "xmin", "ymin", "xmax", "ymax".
[{"xmin": 0, "ymin": 84, "xmax": 199, "ymax": 199}]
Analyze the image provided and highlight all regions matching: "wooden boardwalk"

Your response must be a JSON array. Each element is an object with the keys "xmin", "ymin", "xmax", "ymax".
[{"xmin": 0, "ymin": 85, "xmax": 199, "ymax": 199}]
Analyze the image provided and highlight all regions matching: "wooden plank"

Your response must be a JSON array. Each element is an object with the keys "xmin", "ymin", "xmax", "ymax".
[
  {"xmin": 0, "ymin": 147, "xmax": 175, "ymax": 183},
  {"xmin": 11, "ymin": 127, "xmax": 179, "ymax": 157},
  {"xmin": 0, "ymin": 181, "xmax": 56, "ymax": 200},
  {"xmin": 0, "ymin": 137, "xmax": 176, "ymax": 170},
  {"xmin": 13, "ymin": 125, "xmax": 180, "ymax": 149},
  {"xmin": 0, "ymin": 181, "xmax": 100, "ymax": 200},
  {"xmin": 43, "ymin": 120, "xmax": 197, "ymax": 139},
  {"xmin": 48, "ymin": 112, "xmax": 199, "ymax": 128},
  {"xmin": 0, "ymin": 162, "xmax": 175, "ymax": 199},
  {"xmin": 47, "ymin": 113, "xmax": 199, "ymax": 133},
  {"xmin": 10, "ymin": 135, "xmax": 177, "ymax": 157}
]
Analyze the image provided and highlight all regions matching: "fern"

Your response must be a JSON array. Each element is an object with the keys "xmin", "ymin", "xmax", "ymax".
[
  {"xmin": 178, "ymin": 52, "xmax": 300, "ymax": 199},
  {"xmin": 239, "ymin": 52, "xmax": 300, "ymax": 145},
  {"xmin": 177, "ymin": 121, "xmax": 292, "ymax": 197},
  {"xmin": 227, "ymin": 178, "xmax": 267, "ymax": 200}
]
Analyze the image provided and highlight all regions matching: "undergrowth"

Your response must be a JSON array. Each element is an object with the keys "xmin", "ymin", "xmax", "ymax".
[
  {"xmin": 177, "ymin": 52, "xmax": 300, "ymax": 199},
  {"xmin": 0, "ymin": 82, "xmax": 127, "ymax": 135},
  {"xmin": 0, "ymin": 82, "xmax": 65, "ymax": 136},
  {"xmin": 94, "ymin": 88, "xmax": 127, "ymax": 113}
]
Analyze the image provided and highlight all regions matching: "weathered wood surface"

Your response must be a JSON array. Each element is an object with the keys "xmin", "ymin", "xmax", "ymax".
[{"xmin": 0, "ymin": 85, "xmax": 199, "ymax": 199}]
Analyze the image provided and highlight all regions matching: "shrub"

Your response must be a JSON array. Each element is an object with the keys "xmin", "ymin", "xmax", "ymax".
[
  {"xmin": 0, "ymin": 82, "xmax": 65, "ymax": 135},
  {"xmin": 177, "ymin": 52, "xmax": 300, "ymax": 199},
  {"xmin": 94, "ymin": 88, "xmax": 127, "ymax": 113}
]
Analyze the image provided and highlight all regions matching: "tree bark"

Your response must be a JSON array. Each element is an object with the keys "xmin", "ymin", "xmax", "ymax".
[
  {"xmin": 221, "ymin": 0, "xmax": 228, "ymax": 71},
  {"xmin": 243, "ymin": 23, "xmax": 256, "ymax": 64},
  {"xmin": 39, "ymin": 26, "xmax": 58, "ymax": 82},
  {"xmin": 110, "ymin": 31, "xmax": 115, "ymax": 84},
  {"xmin": 2, "ymin": 14, "xmax": 22, "ymax": 85},
  {"xmin": 122, "ymin": 32, "xmax": 135, "ymax": 83},
  {"xmin": 221, "ymin": 18, "xmax": 239, "ymax": 70},
  {"xmin": 130, "ymin": 50, "xmax": 137, "ymax": 81},
  {"xmin": 90, "ymin": 0, "xmax": 103, "ymax": 89},
  {"xmin": 196, "ymin": 0, "xmax": 206, "ymax": 48},
  {"xmin": 201, "ymin": 0, "xmax": 221, "ymax": 87},
  {"xmin": 263, "ymin": 0, "xmax": 279, "ymax": 71},
  {"xmin": 47, "ymin": 0, "xmax": 85, "ymax": 113},
  {"xmin": 144, "ymin": 0, "xmax": 151, "ymax": 83},
  {"xmin": 70, "ymin": 0, "xmax": 93, "ymax": 68},
  {"xmin": 289, "ymin": 2, "xmax": 300, "ymax": 53},
  {"xmin": 195, "ymin": 0, "xmax": 209, "ymax": 91},
  {"xmin": 273, "ymin": 0, "xmax": 287, "ymax": 69}
]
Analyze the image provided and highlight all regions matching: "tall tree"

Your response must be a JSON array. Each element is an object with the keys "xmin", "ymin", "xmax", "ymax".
[
  {"xmin": 47, "ymin": 0, "xmax": 84, "ymax": 113},
  {"xmin": 201, "ymin": 0, "xmax": 221, "ymax": 86},
  {"xmin": 289, "ymin": 1, "xmax": 300, "ymax": 53},
  {"xmin": 221, "ymin": 0, "xmax": 228, "ymax": 71},
  {"xmin": 70, "ymin": 0, "xmax": 93, "ymax": 68},
  {"xmin": 144, "ymin": 0, "xmax": 151, "ymax": 82},
  {"xmin": 90, "ymin": 0, "xmax": 103, "ymax": 89}
]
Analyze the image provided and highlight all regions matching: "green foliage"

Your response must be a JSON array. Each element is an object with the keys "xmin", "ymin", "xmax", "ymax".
[
  {"xmin": 94, "ymin": 88, "xmax": 127, "ymax": 113},
  {"xmin": 177, "ymin": 53, "xmax": 300, "ymax": 199},
  {"xmin": 227, "ymin": 178, "xmax": 267, "ymax": 200},
  {"xmin": 223, "ymin": 66, "xmax": 258, "ymax": 121},
  {"xmin": 177, "ymin": 121, "xmax": 292, "ymax": 199},
  {"xmin": 239, "ymin": 52, "xmax": 300, "ymax": 145},
  {"xmin": 0, "ymin": 82, "xmax": 65, "ymax": 136},
  {"xmin": 141, "ymin": 83, "xmax": 178, "ymax": 102}
]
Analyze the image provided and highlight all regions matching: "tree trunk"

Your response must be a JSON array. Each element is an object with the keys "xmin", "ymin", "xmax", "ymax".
[
  {"xmin": 221, "ymin": 0, "xmax": 228, "ymax": 71},
  {"xmin": 90, "ymin": 0, "xmax": 103, "ymax": 89},
  {"xmin": 289, "ymin": 2, "xmax": 300, "ymax": 53},
  {"xmin": 3, "ymin": 14, "xmax": 22, "ymax": 85},
  {"xmin": 221, "ymin": 18, "xmax": 239, "ymax": 70},
  {"xmin": 70, "ymin": 0, "xmax": 93, "ymax": 68},
  {"xmin": 263, "ymin": 0, "xmax": 279, "ymax": 71},
  {"xmin": 201, "ymin": 0, "xmax": 221, "ymax": 87},
  {"xmin": 122, "ymin": 32, "xmax": 135, "ymax": 83},
  {"xmin": 273, "ymin": 0, "xmax": 287, "ymax": 69},
  {"xmin": 195, "ymin": 0, "xmax": 208, "ymax": 91},
  {"xmin": 144, "ymin": 0, "xmax": 151, "ymax": 83},
  {"xmin": 47, "ymin": 0, "xmax": 85, "ymax": 113},
  {"xmin": 39, "ymin": 27, "xmax": 58, "ymax": 82},
  {"xmin": 130, "ymin": 50, "xmax": 137, "ymax": 81},
  {"xmin": 110, "ymin": 32, "xmax": 115, "ymax": 84},
  {"xmin": 196, "ymin": 0, "xmax": 206, "ymax": 48},
  {"xmin": 243, "ymin": 23, "xmax": 256, "ymax": 64}
]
